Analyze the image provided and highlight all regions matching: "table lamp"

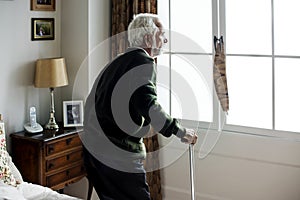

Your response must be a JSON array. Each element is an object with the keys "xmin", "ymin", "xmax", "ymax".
[{"xmin": 34, "ymin": 57, "xmax": 69, "ymax": 130}]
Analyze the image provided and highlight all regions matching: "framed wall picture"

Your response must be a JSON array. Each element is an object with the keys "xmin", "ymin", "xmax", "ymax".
[
  {"xmin": 63, "ymin": 100, "xmax": 84, "ymax": 127},
  {"xmin": 31, "ymin": 18, "xmax": 54, "ymax": 41},
  {"xmin": 31, "ymin": 0, "xmax": 55, "ymax": 11}
]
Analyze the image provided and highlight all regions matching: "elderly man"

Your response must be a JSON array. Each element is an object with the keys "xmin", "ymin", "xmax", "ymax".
[{"xmin": 83, "ymin": 13, "xmax": 198, "ymax": 200}]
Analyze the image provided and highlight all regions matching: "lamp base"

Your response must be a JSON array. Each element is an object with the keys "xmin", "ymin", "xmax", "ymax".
[
  {"xmin": 45, "ymin": 111, "xmax": 59, "ymax": 131},
  {"xmin": 45, "ymin": 122, "xmax": 59, "ymax": 130},
  {"xmin": 45, "ymin": 88, "xmax": 59, "ymax": 131}
]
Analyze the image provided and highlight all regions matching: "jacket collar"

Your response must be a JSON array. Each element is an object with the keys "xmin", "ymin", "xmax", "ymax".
[{"xmin": 126, "ymin": 47, "xmax": 152, "ymax": 58}]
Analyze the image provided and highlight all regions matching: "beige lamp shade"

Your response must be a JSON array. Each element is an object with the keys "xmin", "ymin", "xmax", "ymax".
[{"xmin": 34, "ymin": 57, "xmax": 69, "ymax": 88}]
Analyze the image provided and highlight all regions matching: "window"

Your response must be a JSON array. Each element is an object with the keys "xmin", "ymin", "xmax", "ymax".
[
  {"xmin": 158, "ymin": 0, "xmax": 300, "ymax": 135},
  {"xmin": 157, "ymin": 0, "xmax": 213, "ymax": 123}
]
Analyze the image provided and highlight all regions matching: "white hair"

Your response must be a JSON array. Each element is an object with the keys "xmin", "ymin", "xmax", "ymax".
[{"xmin": 127, "ymin": 13, "xmax": 160, "ymax": 47}]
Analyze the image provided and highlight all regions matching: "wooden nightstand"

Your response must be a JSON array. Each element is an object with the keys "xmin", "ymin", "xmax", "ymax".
[{"xmin": 10, "ymin": 128, "xmax": 86, "ymax": 191}]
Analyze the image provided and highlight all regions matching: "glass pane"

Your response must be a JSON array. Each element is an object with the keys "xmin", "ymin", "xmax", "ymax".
[
  {"xmin": 157, "ymin": 54, "xmax": 170, "ymax": 115},
  {"xmin": 170, "ymin": 0, "xmax": 212, "ymax": 54},
  {"xmin": 226, "ymin": 0, "xmax": 272, "ymax": 55},
  {"xmin": 157, "ymin": 0, "xmax": 170, "ymax": 30},
  {"xmin": 275, "ymin": 58, "xmax": 300, "ymax": 132},
  {"xmin": 226, "ymin": 56, "xmax": 272, "ymax": 129},
  {"xmin": 171, "ymin": 54, "xmax": 213, "ymax": 122},
  {"xmin": 274, "ymin": 0, "xmax": 300, "ymax": 56}
]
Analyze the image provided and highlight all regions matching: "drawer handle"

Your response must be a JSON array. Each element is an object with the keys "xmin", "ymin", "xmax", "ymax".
[
  {"xmin": 48, "ymin": 163, "xmax": 54, "ymax": 169},
  {"xmin": 66, "ymin": 138, "xmax": 72, "ymax": 145},
  {"xmin": 66, "ymin": 170, "xmax": 70, "ymax": 176},
  {"xmin": 48, "ymin": 145, "xmax": 54, "ymax": 154},
  {"xmin": 66, "ymin": 155, "xmax": 70, "ymax": 161}
]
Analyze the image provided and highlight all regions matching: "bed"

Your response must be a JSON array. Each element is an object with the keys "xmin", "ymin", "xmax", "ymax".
[{"xmin": 0, "ymin": 127, "xmax": 82, "ymax": 200}]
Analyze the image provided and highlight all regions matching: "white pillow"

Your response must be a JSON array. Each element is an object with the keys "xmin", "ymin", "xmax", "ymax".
[{"xmin": 7, "ymin": 154, "xmax": 23, "ymax": 183}]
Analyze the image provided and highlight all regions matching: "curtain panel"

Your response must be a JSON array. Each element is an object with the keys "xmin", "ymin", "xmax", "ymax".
[{"xmin": 213, "ymin": 36, "xmax": 229, "ymax": 112}]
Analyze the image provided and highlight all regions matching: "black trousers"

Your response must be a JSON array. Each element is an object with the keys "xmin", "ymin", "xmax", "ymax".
[{"xmin": 83, "ymin": 147, "xmax": 151, "ymax": 200}]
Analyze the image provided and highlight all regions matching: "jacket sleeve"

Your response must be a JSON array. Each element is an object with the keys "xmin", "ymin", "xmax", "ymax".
[{"xmin": 130, "ymin": 62, "xmax": 186, "ymax": 139}]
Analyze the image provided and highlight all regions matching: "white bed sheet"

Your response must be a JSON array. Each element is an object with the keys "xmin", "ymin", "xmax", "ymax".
[{"xmin": 0, "ymin": 181, "xmax": 82, "ymax": 200}]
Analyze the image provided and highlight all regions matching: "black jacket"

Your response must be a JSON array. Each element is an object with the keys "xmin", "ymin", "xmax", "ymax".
[{"xmin": 84, "ymin": 48, "xmax": 186, "ymax": 157}]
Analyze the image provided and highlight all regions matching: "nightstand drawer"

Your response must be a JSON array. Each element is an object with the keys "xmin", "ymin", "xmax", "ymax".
[
  {"xmin": 46, "ymin": 150, "xmax": 83, "ymax": 172},
  {"xmin": 46, "ymin": 163, "xmax": 85, "ymax": 187},
  {"xmin": 46, "ymin": 134, "xmax": 82, "ymax": 156}
]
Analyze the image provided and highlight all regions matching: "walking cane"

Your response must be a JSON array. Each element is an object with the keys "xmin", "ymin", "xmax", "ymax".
[{"xmin": 189, "ymin": 144, "xmax": 195, "ymax": 200}]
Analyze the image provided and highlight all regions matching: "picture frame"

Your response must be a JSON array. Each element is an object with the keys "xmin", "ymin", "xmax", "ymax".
[
  {"xmin": 31, "ymin": 0, "xmax": 55, "ymax": 11},
  {"xmin": 31, "ymin": 18, "xmax": 54, "ymax": 41},
  {"xmin": 63, "ymin": 100, "xmax": 84, "ymax": 127}
]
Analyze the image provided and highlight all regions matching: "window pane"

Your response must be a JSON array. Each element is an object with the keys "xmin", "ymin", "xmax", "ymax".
[
  {"xmin": 226, "ymin": 0, "xmax": 272, "ymax": 55},
  {"xmin": 171, "ymin": 54, "xmax": 213, "ymax": 122},
  {"xmin": 170, "ymin": 0, "xmax": 212, "ymax": 53},
  {"xmin": 274, "ymin": 0, "xmax": 300, "ymax": 56},
  {"xmin": 157, "ymin": 54, "xmax": 170, "ymax": 115},
  {"xmin": 226, "ymin": 56, "xmax": 272, "ymax": 129},
  {"xmin": 275, "ymin": 58, "xmax": 300, "ymax": 132},
  {"xmin": 157, "ymin": 0, "xmax": 170, "ymax": 53},
  {"xmin": 157, "ymin": 0, "xmax": 170, "ymax": 30}
]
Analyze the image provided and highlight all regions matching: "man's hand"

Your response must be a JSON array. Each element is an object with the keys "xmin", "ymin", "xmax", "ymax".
[{"xmin": 181, "ymin": 129, "xmax": 198, "ymax": 145}]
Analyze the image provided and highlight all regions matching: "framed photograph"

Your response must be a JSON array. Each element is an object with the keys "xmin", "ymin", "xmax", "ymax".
[
  {"xmin": 31, "ymin": 18, "xmax": 54, "ymax": 41},
  {"xmin": 31, "ymin": 0, "xmax": 55, "ymax": 11},
  {"xmin": 63, "ymin": 100, "xmax": 84, "ymax": 127}
]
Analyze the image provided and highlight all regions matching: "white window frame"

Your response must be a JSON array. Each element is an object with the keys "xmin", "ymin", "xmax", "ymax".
[{"xmin": 158, "ymin": 0, "xmax": 300, "ymax": 141}]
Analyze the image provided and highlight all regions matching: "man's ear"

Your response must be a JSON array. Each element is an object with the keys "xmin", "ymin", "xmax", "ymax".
[{"xmin": 144, "ymin": 34, "xmax": 153, "ymax": 48}]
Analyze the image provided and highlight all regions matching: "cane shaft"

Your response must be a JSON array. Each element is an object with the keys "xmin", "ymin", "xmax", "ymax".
[{"xmin": 189, "ymin": 144, "xmax": 195, "ymax": 200}]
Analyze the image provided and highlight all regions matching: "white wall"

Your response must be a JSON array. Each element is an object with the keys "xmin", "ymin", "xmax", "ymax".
[
  {"xmin": 161, "ymin": 129, "xmax": 300, "ymax": 200},
  {"xmin": 0, "ymin": 0, "xmax": 62, "ymax": 150},
  {"xmin": 60, "ymin": 0, "xmax": 88, "ymax": 102}
]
